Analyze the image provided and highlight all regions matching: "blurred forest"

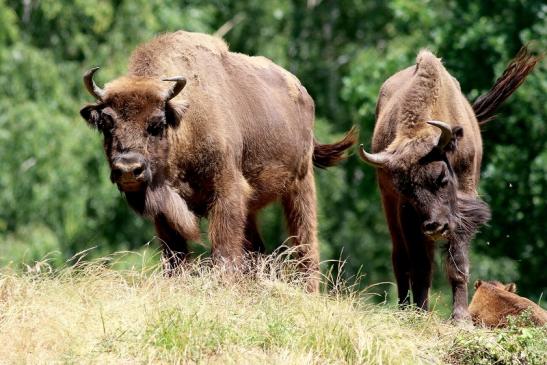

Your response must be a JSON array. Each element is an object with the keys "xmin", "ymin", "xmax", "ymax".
[{"xmin": 0, "ymin": 0, "xmax": 545, "ymax": 303}]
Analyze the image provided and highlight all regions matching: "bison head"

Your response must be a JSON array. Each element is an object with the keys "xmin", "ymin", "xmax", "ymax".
[
  {"xmin": 475, "ymin": 280, "xmax": 517, "ymax": 293},
  {"xmin": 359, "ymin": 121, "xmax": 488, "ymax": 240},
  {"xmin": 79, "ymin": 68, "xmax": 188, "ymax": 193}
]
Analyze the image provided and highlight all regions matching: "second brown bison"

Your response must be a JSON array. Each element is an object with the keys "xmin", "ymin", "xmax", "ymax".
[
  {"xmin": 79, "ymin": 31, "xmax": 356, "ymax": 291},
  {"xmin": 358, "ymin": 48, "xmax": 539, "ymax": 320}
]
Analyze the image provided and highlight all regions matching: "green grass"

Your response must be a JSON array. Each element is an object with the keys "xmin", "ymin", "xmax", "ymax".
[{"xmin": 0, "ymin": 252, "xmax": 545, "ymax": 364}]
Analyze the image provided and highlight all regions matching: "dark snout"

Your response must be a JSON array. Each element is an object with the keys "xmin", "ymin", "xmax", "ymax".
[
  {"xmin": 110, "ymin": 152, "xmax": 151, "ymax": 192},
  {"xmin": 422, "ymin": 219, "xmax": 451, "ymax": 240}
]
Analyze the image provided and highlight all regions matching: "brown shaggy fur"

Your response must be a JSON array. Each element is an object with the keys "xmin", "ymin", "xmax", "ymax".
[
  {"xmin": 360, "ymin": 47, "xmax": 538, "ymax": 320},
  {"xmin": 469, "ymin": 280, "xmax": 547, "ymax": 328},
  {"xmin": 80, "ymin": 31, "xmax": 356, "ymax": 291}
]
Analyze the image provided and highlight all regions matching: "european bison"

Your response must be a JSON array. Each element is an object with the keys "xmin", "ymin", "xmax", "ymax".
[
  {"xmin": 469, "ymin": 280, "xmax": 547, "ymax": 328},
  {"xmin": 79, "ymin": 31, "xmax": 356, "ymax": 291},
  {"xmin": 358, "ymin": 47, "xmax": 540, "ymax": 320}
]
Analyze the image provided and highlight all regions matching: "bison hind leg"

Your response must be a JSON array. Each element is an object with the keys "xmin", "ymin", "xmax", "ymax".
[{"xmin": 281, "ymin": 169, "xmax": 320, "ymax": 293}]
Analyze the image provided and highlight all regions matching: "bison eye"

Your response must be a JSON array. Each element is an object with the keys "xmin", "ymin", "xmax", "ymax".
[
  {"xmin": 98, "ymin": 113, "xmax": 114, "ymax": 133},
  {"xmin": 147, "ymin": 117, "xmax": 166, "ymax": 137}
]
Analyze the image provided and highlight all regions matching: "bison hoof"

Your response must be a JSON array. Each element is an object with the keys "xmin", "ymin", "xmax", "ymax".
[{"xmin": 451, "ymin": 309, "xmax": 472, "ymax": 325}]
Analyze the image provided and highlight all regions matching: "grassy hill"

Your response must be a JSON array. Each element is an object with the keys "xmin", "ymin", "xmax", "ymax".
[{"xmin": 0, "ymin": 252, "xmax": 545, "ymax": 364}]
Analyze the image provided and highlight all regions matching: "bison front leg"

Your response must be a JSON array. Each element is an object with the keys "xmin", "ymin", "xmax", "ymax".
[
  {"xmin": 154, "ymin": 214, "xmax": 189, "ymax": 275},
  {"xmin": 281, "ymin": 170, "xmax": 320, "ymax": 293},
  {"xmin": 392, "ymin": 245, "xmax": 411, "ymax": 306},
  {"xmin": 208, "ymin": 174, "xmax": 250, "ymax": 269},
  {"xmin": 445, "ymin": 239, "xmax": 471, "ymax": 321},
  {"xmin": 379, "ymin": 189, "xmax": 411, "ymax": 306}
]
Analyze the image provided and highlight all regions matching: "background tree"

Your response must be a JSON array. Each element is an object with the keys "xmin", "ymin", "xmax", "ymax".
[{"xmin": 0, "ymin": 0, "xmax": 544, "ymax": 305}]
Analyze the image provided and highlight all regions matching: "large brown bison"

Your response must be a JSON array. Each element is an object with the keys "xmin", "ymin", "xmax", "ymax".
[
  {"xmin": 358, "ymin": 48, "xmax": 540, "ymax": 320},
  {"xmin": 79, "ymin": 31, "xmax": 356, "ymax": 291}
]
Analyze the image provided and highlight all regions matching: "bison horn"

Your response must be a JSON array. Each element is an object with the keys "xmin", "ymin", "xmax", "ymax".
[
  {"xmin": 162, "ymin": 76, "xmax": 187, "ymax": 101},
  {"xmin": 83, "ymin": 67, "xmax": 105, "ymax": 101},
  {"xmin": 358, "ymin": 144, "xmax": 389, "ymax": 168},
  {"xmin": 427, "ymin": 120, "xmax": 453, "ymax": 150}
]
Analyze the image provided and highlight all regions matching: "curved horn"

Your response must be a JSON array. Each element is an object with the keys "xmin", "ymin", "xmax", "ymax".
[
  {"xmin": 427, "ymin": 120, "xmax": 452, "ymax": 149},
  {"xmin": 162, "ymin": 76, "xmax": 187, "ymax": 101},
  {"xmin": 83, "ymin": 67, "xmax": 105, "ymax": 101},
  {"xmin": 358, "ymin": 144, "xmax": 389, "ymax": 168}
]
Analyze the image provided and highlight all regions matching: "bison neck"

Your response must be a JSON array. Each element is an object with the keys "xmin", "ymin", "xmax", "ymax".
[{"xmin": 125, "ymin": 190, "xmax": 146, "ymax": 215}]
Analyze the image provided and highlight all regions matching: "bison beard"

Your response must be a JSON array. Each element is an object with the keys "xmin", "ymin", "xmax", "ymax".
[
  {"xmin": 125, "ymin": 185, "xmax": 200, "ymax": 242},
  {"xmin": 454, "ymin": 194, "xmax": 491, "ymax": 242}
]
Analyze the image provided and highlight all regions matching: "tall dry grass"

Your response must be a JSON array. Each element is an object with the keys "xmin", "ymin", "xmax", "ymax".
[{"xmin": 0, "ymin": 249, "xmax": 544, "ymax": 364}]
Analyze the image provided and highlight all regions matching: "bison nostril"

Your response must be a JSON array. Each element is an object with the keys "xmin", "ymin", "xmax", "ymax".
[
  {"xmin": 133, "ymin": 166, "xmax": 144, "ymax": 177},
  {"xmin": 423, "ymin": 221, "xmax": 440, "ymax": 232}
]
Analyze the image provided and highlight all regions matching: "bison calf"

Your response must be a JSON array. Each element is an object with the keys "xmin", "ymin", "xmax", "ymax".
[
  {"xmin": 469, "ymin": 280, "xmax": 547, "ymax": 328},
  {"xmin": 79, "ymin": 31, "xmax": 356, "ymax": 291}
]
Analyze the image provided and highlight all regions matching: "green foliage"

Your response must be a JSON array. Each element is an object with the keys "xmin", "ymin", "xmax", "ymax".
[
  {"xmin": 448, "ymin": 311, "xmax": 547, "ymax": 365},
  {"xmin": 0, "ymin": 1, "xmax": 544, "ymax": 303},
  {"xmin": 0, "ymin": 0, "xmax": 18, "ymax": 44}
]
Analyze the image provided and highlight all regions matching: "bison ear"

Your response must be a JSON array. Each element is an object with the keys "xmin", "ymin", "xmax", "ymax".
[
  {"xmin": 165, "ymin": 100, "xmax": 189, "ymax": 128},
  {"xmin": 443, "ymin": 126, "xmax": 464, "ymax": 153},
  {"xmin": 505, "ymin": 283, "xmax": 517, "ymax": 293},
  {"xmin": 453, "ymin": 126, "xmax": 464, "ymax": 140},
  {"xmin": 474, "ymin": 280, "xmax": 483, "ymax": 290},
  {"xmin": 80, "ymin": 104, "xmax": 101, "ymax": 128}
]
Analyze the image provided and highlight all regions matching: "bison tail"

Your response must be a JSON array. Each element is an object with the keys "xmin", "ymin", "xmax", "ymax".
[
  {"xmin": 312, "ymin": 126, "xmax": 358, "ymax": 169},
  {"xmin": 472, "ymin": 46, "xmax": 542, "ymax": 125}
]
